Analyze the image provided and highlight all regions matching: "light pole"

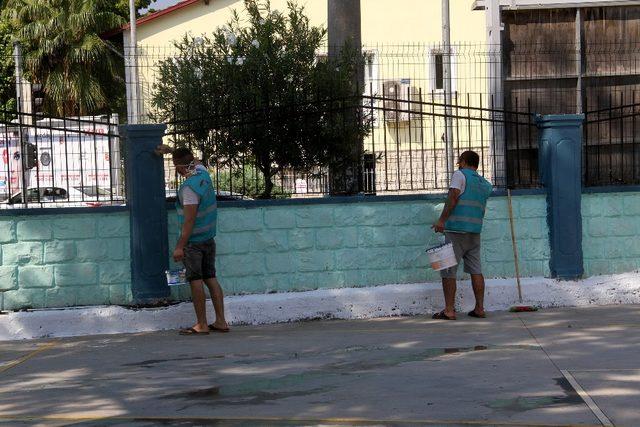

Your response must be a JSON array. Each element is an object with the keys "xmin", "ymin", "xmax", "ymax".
[
  {"xmin": 442, "ymin": 0, "xmax": 455, "ymax": 177},
  {"xmin": 126, "ymin": 0, "xmax": 140, "ymax": 124}
]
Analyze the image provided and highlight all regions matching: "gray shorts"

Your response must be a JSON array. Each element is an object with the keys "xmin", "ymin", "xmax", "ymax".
[
  {"xmin": 440, "ymin": 232, "xmax": 482, "ymax": 279},
  {"xmin": 183, "ymin": 239, "xmax": 216, "ymax": 282}
]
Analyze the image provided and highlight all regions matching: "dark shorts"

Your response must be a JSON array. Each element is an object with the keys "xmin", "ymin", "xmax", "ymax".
[
  {"xmin": 183, "ymin": 239, "xmax": 216, "ymax": 282},
  {"xmin": 439, "ymin": 232, "xmax": 483, "ymax": 279}
]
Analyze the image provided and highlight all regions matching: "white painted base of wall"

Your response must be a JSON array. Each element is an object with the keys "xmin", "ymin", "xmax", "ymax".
[{"xmin": 2, "ymin": 272, "xmax": 640, "ymax": 340}]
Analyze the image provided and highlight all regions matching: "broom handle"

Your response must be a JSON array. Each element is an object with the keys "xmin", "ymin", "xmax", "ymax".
[{"xmin": 507, "ymin": 189, "xmax": 523, "ymax": 304}]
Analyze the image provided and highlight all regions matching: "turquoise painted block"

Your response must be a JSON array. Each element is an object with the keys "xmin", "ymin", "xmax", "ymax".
[
  {"xmin": 0, "ymin": 220, "xmax": 16, "ymax": 243},
  {"xmin": 610, "ymin": 217, "xmax": 638, "ymax": 237},
  {"xmin": 3, "ymin": 289, "xmax": 46, "ymax": 310},
  {"xmin": 352, "ymin": 205, "xmax": 390, "ymax": 226},
  {"xmin": 397, "ymin": 268, "xmax": 428, "ymax": 284},
  {"xmin": 515, "ymin": 217, "xmax": 547, "ymax": 240},
  {"xmin": 334, "ymin": 248, "xmax": 364, "ymax": 270},
  {"xmin": 521, "ymin": 238, "xmax": 550, "ymax": 261},
  {"xmin": 18, "ymin": 266, "xmax": 54, "ymax": 288},
  {"xmin": 54, "ymin": 263, "xmax": 98, "ymax": 286},
  {"xmin": 76, "ymin": 286, "xmax": 110, "ymax": 306},
  {"xmin": 333, "ymin": 206, "xmax": 362, "ymax": 226},
  {"xmin": 76, "ymin": 239, "xmax": 125, "ymax": 262},
  {"xmin": 484, "ymin": 241, "xmax": 514, "ymax": 263},
  {"xmin": 16, "ymin": 220, "xmax": 53, "ymax": 241},
  {"xmin": 296, "ymin": 207, "xmax": 333, "ymax": 228},
  {"xmin": 263, "ymin": 209, "xmax": 296, "ymax": 229},
  {"xmin": 2, "ymin": 242, "xmax": 43, "ymax": 265},
  {"xmin": 482, "ymin": 219, "xmax": 511, "ymax": 242},
  {"xmin": 218, "ymin": 209, "xmax": 262, "ymax": 232},
  {"xmin": 395, "ymin": 225, "xmax": 430, "ymax": 247},
  {"xmin": 411, "ymin": 203, "xmax": 439, "ymax": 225},
  {"xmin": 393, "ymin": 246, "xmax": 424, "ymax": 269},
  {"xmin": 361, "ymin": 269, "xmax": 399, "ymax": 286},
  {"xmin": 316, "ymin": 228, "xmax": 347, "ymax": 250},
  {"xmin": 44, "ymin": 241, "xmax": 77, "ymax": 263},
  {"xmin": 97, "ymin": 214, "xmax": 130, "ymax": 238},
  {"xmin": 358, "ymin": 226, "xmax": 396, "ymax": 247},
  {"xmin": 516, "ymin": 197, "xmax": 547, "ymax": 218},
  {"xmin": 261, "ymin": 273, "xmax": 292, "ymax": 292},
  {"xmin": 622, "ymin": 193, "xmax": 640, "ymax": 216},
  {"xmin": 364, "ymin": 248, "xmax": 398, "ymax": 269},
  {"xmin": 0, "ymin": 267, "xmax": 17, "ymax": 290},
  {"xmin": 227, "ymin": 232, "xmax": 258, "ymax": 254},
  {"xmin": 484, "ymin": 199, "xmax": 510, "ymax": 220},
  {"xmin": 601, "ymin": 196, "xmax": 623, "ymax": 217},
  {"xmin": 387, "ymin": 203, "xmax": 419, "ymax": 226},
  {"xmin": 265, "ymin": 253, "xmax": 295, "ymax": 274},
  {"xmin": 45, "ymin": 288, "xmax": 78, "ymax": 307},
  {"xmin": 587, "ymin": 217, "xmax": 609, "ymax": 237},
  {"xmin": 288, "ymin": 229, "xmax": 314, "ymax": 250},
  {"xmin": 54, "ymin": 218, "xmax": 96, "ymax": 239},
  {"xmin": 291, "ymin": 272, "xmax": 320, "ymax": 290},
  {"xmin": 255, "ymin": 230, "xmax": 288, "ymax": 252},
  {"xmin": 99, "ymin": 262, "xmax": 131, "ymax": 285},
  {"xmin": 316, "ymin": 271, "xmax": 346, "ymax": 289},
  {"xmin": 295, "ymin": 250, "xmax": 335, "ymax": 272},
  {"xmin": 218, "ymin": 254, "xmax": 264, "ymax": 277}
]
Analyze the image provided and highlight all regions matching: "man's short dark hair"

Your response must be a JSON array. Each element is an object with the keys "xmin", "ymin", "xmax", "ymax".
[
  {"xmin": 172, "ymin": 147, "xmax": 194, "ymax": 164},
  {"xmin": 460, "ymin": 151, "xmax": 480, "ymax": 168}
]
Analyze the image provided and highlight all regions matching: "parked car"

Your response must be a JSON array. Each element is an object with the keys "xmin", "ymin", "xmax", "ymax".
[{"xmin": 2, "ymin": 186, "xmax": 124, "ymax": 208}]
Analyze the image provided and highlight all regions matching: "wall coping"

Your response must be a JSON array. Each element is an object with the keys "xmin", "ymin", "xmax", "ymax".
[{"xmin": 0, "ymin": 205, "xmax": 129, "ymax": 217}]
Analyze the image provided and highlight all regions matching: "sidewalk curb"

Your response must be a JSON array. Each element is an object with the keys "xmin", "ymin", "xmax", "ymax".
[{"xmin": 2, "ymin": 272, "xmax": 640, "ymax": 340}]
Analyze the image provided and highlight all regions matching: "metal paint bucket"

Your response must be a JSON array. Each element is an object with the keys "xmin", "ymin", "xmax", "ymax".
[
  {"xmin": 165, "ymin": 269, "xmax": 187, "ymax": 286},
  {"xmin": 426, "ymin": 243, "xmax": 457, "ymax": 271}
]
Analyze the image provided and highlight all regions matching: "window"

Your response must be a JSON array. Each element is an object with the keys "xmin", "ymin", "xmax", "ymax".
[
  {"xmin": 434, "ymin": 53, "xmax": 444, "ymax": 91},
  {"xmin": 429, "ymin": 50, "xmax": 456, "ymax": 94}
]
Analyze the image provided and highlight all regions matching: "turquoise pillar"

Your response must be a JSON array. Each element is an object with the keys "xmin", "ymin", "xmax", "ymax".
[
  {"xmin": 537, "ymin": 115, "xmax": 585, "ymax": 279},
  {"xmin": 120, "ymin": 124, "xmax": 171, "ymax": 303}
]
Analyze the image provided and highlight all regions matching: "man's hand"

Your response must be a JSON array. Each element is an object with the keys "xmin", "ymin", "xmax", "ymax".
[
  {"xmin": 431, "ymin": 220, "xmax": 445, "ymax": 233},
  {"xmin": 155, "ymin": 144, "xmax": 174, "ymax": 156},
  {"xmin": 173, "ymin": 246, "xmax": 185, "ymax": 262}
]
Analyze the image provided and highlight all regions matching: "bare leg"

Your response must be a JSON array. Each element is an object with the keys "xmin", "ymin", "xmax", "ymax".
[
  {"xmin": 470, "ymin": 274, "xmax": 485, "ymax": 316},
  {"xmin": 189, "ymin": 280, "xmax": 209, "ymax": 332},
  {"xmin": 442, "ymin": 278, "xmax": 457, "ymax": 319},
  {"xmin": 204, "ymin": 277, "xmax": 229, "ymax": 330}
]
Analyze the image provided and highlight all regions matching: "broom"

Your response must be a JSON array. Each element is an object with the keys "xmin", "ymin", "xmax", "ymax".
[{"xmin": 507, "ymin": 189, "xmax": 538, "ymax": 313}]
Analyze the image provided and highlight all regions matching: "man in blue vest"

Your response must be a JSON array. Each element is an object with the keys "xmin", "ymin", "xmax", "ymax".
[
  {"xmin": 172, "ymin": 148, "xmax": 229, "ymax": 335},
  {"xmin": 431, "ymin": 150, "xmax": 493, "ymax": 320}
]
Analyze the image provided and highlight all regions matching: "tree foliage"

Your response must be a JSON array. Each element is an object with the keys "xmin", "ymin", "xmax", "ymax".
[
  {"xmin": 2, "ymin": 0, "xmax": 126, "ymax": 115},
  {"xmin": 153, "ymin": 0, "xmax": 369, "ymax": 198},
  {"xmin": 0, "ymin": 7, "xmax": 15, "ymax": 113}
]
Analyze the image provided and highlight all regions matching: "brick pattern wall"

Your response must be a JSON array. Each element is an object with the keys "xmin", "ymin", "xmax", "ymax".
[
  {"xmin": 583, "ymin": 192, "xmax": 640, "ymax": 275},
  {"xmin": 168, "ymin": 195, "xmax": 550, "ymax": 298},
  {"xmin": 0, "ymin": 212, "xmax": 131, "ymax": 310}
]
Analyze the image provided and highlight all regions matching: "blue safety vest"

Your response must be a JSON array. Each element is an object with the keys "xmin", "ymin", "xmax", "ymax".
[
  {"xmin": 445, "ymin": 168, "xmax": 492, "ymax": 234},
  {"xmin": 176, "ymin": 169, "xmax": 217, "ymax": 242}
]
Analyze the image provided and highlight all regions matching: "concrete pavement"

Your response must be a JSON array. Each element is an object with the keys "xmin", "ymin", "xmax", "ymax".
[{"xmin": 0, "ymin": 305, "xmax": 638, "ymax": 426}]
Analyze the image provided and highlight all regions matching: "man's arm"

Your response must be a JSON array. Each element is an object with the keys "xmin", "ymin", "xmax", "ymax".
[
  {"xmin": 432, "ymin": 188, "xmax": 461, "ymax": 233},
  {"xmin": 173, "ymin": 204, "xmax": 198, "ymax": 262}
]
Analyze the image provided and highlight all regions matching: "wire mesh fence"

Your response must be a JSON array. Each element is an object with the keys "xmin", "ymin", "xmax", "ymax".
[
  {"xmin": 0, "ymin": 109, "xmax": 124, "ymax": 208},
  {"xmin": 163, "ymin": 91, "xmax": 538, "ymax": 200}
]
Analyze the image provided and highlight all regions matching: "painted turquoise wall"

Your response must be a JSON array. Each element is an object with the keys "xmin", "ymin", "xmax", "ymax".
[
  {"xmin": 0, "ymin": 212, "xmax": 131, "ymax": 311},
  {"xmin": 582, "ymin": 191, "xmax": 640, "ymax": 276},
  {"xmin": 167, "ymin": 195, "xmax": 550, "ymax": 299},
  {"xmin": 1, "ymin": 194, "xmax": 550, "ymax": 310}
]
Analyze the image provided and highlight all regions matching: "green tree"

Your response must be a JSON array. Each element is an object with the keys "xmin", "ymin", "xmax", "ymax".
[
  {"xmin": 108, "ymin": 0, "xmax": 154, "ymax": 20},
  {"xmin": 0, "ymin": 12, "xmax": 15, "ymax": 113},
  {"xmin": 153, "ymin": 0, "xmax": 369, "ymax": 198},
  {"xmin": 2, "ymin": 0, "xmax": 126, "ymax": 115}
]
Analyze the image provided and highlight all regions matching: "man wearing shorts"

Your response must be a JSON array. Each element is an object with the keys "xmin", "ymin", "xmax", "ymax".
[
  {"xmin": 431, "ymin": 151, "xmax": 493, "ymax": 320},
  {"xmin": 172, "ymin": 148, "xmax": 229, "ymax": 335}
]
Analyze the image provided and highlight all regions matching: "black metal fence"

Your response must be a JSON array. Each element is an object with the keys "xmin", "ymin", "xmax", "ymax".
[
  {"xmin": 0, "ymin": 109, "xmax": 124, "ymax": 208},
  {"xmin": 584, "ymin": 96, "xmax": 640, "ymax": 187},
  {"xmin": 163, "ymin": 91, "xmax": 539, "ymax": 199}
]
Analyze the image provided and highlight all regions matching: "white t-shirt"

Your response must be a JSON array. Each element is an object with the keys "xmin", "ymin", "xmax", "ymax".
[
  {"xmin": 179, "ymin": 164, "xmax": 209, "ymax": 206},
  {"xmin": 450, "ymin": 170, "xmax": 466, "ymax": 194}
]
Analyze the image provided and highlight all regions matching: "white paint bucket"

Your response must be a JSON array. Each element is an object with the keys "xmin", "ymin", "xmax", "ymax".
[
  {"xmin": 426, "ymin": 243, "xmax": 457, "ymax": 271},
  {"xmin": 165, "ymin": 269, "xmax": 187, "ymax": 286}
]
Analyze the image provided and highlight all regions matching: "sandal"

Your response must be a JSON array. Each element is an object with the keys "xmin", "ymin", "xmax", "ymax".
[
  {"xmin": 208, "ymin": 324, "xmax": 230, "ymax": 333},
  {"xmin": 179, "ymin": 327, "xmax": 210, "ymax": 335},
  {"xmin": 432, "ymin": 310, "xmax": 456, "ymax": 320},
  {"xmin": 468, "ymin": 310, "xmax": 486, "ymax": 318}
]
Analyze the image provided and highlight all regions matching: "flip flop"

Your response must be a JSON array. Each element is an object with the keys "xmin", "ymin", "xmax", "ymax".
[
  {"xmin": 468, "ymin": 310, "xmax": 486, "ymax": 318},
  {"xmin": 208, "ymin": 324, "xmax": 230, "ymax": 333},
  {"xmin": 432, "ymin": 311, "xmax": 456, "ymax": 320},
  {"xmin": 179, "ymin": 327, "xmax": 210, "ymax": 335}
]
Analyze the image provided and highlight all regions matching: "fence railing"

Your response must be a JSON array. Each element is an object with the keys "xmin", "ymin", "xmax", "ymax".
[
  {"xmin": 0, "ymin": 110, "xmax": 124, "ymax": 209},
  {"xmin": 163, "ymin": 92, "xmax": 539, "ymax": 200}
]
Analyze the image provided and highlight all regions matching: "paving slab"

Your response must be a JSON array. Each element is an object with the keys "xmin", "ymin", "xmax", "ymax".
[{"xmin": 2, "ymin": 307, "xmax": 637, "ymax": 426}]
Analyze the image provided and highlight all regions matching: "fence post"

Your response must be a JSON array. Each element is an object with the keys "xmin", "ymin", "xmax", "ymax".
[
  {"xmin": 120, "ymin": 124, "xmax": 170, "ymax": 303},
  {"xmin": 537, "ymin": 114, "xmax": 585, "ymax": 280}
]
